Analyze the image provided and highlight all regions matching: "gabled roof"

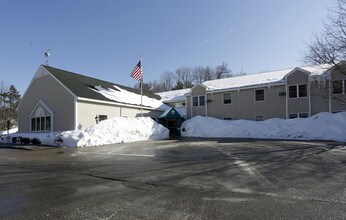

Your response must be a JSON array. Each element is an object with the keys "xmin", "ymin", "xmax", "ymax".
[
  {"xmin": 43, "ymin": 65, "xmax": 161, "ymax": 102},
  {"xmin": 159, "ymin": 107, "xmax": 183, "ymax": 119}
]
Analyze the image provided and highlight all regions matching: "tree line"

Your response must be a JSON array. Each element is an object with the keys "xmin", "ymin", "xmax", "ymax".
[
  {"xmin": 0, "ymin": 81, "xmax": 21, "ymax": 130},
  {"xmin": 134, "ymin": 62, "xmax": 241, "ymax": 93}
]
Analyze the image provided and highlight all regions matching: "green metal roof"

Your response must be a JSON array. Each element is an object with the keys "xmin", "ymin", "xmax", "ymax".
[
  {"xmin": 43, "ymin": 65, "xmax": 161, "ymax": 105},
  {"xmin": 159, "ymin": 107, "xmax": 182, "ymax": 119}
]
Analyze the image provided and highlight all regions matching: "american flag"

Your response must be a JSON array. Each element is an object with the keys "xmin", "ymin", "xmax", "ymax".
[{"xmin": 130, "ymin": 60, "xmax": 142, "ymax": 81}]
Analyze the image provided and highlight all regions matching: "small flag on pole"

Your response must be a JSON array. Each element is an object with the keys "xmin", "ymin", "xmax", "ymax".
[{"xmin": 130, "ymin": 60, "xmax": 142, "ymax": 81}]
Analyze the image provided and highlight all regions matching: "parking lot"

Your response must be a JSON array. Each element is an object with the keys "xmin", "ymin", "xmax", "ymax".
[{"xmin": 0, "ymin": 138, "xmax": 345, "ymax": 219}]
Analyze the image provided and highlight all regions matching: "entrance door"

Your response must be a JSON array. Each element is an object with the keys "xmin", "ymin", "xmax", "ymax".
[{"xmin": 167, "ymin": 119, "xmax": 177, "ymax": 137}]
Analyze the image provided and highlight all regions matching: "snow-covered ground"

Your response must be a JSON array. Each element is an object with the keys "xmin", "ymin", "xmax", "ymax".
[
  {"xmin": 0, "ymin": 117, "xmax": 169, "ymax": 147},
  {"xmin": 0, "ymin": 127, "xmax": 18, "ymax": 135},
  {"xmin": 1, "ymin": 112, "xmax": 345, "ymax": 148},
  {"xmin": 181, "ymin": 112, "xmax": 346, "ymax": 142}
]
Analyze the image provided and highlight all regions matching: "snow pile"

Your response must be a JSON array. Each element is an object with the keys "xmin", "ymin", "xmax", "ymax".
[
  {"xmin": 0, "ymin": 127, "xmax": 18, "ymax": 135},
  {"xmin": 0, "ymin": 132, "xmax": 60, "ymax": 145},
  {"xmin": 0, "ymin": 117, "xmax": 169, "ymax": 147},
  {"xmin": 93, "ymin": 85, "xmax": 170, "ymax": 110},
  {"xmin": 181, "ymin": 112, "xmax": 346, "ymax": 142},
  {"xmin": 59, "ymin": 117, "xmax": 169, "ymax": 147}
]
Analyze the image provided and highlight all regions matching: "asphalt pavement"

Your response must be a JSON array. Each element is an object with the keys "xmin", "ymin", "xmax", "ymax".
[{"xmin": 0, "ymin": 138, "xmax": 345, "ymax": 219}]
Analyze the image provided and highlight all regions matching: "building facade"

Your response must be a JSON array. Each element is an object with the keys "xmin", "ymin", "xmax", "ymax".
[
  {"xmin": 18, "ymin": 65, "xmax": 167, "ymax": 133},
  {"xmin": 186, "ymin": 63, "xmax": 346, "ymax": 120}
]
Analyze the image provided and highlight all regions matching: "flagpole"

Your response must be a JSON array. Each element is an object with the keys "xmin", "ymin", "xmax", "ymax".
[{"xmin": 140, "ymin": 57, "xmax": 143, "ymax": 117}]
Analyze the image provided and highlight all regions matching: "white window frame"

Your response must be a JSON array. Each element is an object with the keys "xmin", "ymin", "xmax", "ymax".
[
  {"xmin": 29, "ymin": 100, "xmax": 54, "ymax": 132},
  {"xmin": 192, "ymin": 95, "xmax": 205, "ymax": 107},
  {"xmin": 289, "ymin": 84, "xmax": 307, "ymax": 98},
  {"xmin": 289, "ymin": 112, "xmax": 308, "ymax": 119}
]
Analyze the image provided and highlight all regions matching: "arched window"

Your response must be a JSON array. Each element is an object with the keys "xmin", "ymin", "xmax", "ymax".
[{"xmin": 30, "ymin": 100, "xmax": 54, "ymax": 132}]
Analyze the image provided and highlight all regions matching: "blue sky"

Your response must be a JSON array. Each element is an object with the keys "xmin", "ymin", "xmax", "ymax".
[{"xmin": 0, "ymin": 0, "xmax": 331, "ymax": 94}]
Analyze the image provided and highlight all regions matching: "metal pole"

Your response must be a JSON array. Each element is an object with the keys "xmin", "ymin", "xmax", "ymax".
[{"xmin": 140, "ymin": 57, "xmax": 143, "ymax": 117}]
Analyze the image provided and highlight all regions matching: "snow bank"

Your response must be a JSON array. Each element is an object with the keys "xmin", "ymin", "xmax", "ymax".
[
  {"xmin": 0, "ymin": 127, "xmax": 18, "ymax": 135},
  {"xmin": 0, "ymin": 117, "xmax": 169, "ymax": 147},
  {"xmin": 0, "ymin": 132, "xmax": 60, "ymax": 145},
  {"xmin": 59, "ymin": 117, "xmax": 169, "ymax": 147},
  {"xmin": 181, "ymin": 112, "xmax": 346, "ymax": 142}
]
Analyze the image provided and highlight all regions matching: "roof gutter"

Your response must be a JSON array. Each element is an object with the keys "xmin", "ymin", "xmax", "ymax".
[
  {"xmin": 77, "ymin": 97, "xmax": 166, "ymax": 111},
  {"xmin": 205, "ymin": 82, "xmax": 286, "ymax": 94}
]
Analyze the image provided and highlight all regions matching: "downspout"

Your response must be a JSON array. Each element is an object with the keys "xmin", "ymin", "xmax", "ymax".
[
  {"xmin": 328, "ymin": 76, "xmax": 332, "ymax": 113},
  {"xmin": 190, "ymin": 95, "xmax": 193, "ymax": 119},
  {"xmin": 308, "ymin": 77, "xmax": 311, "ymax": 116},
  {"xmin": 205, "ymin": 93, "xmax": 208, "ymax": 117},
  {"xmin": 74, "ymin": 97, "xmax": 78, "ymax": 130},
  {"xmin": 285, "ymin": 81, "xmax": 288, "ymax": 119}
]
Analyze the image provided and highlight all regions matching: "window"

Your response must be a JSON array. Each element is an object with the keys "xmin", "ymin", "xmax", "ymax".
[
  {"xmin": 255, "ymin": 89, "xmax": 264, "ymax": 101},
  {"xmin": 289, "ymin": 86, "xmax": 297, "ymax": 98},
  {"xmin": 99, "ymin": 115, "xmax": 108, "ymax": 121},
  {"xmin": 31, "ymin": 116, "xmax": 52, "ymax": 132},
  {"xmin": 223, "ymin": 93, "xmax": 232, "ymax": 104},
  {"xmin": 193, "ymin": 96, "xmax": 198, "ymax": 106},
  {"xmin": 30, "ymin": 102, "xmax": 53, "ymax": 132},
  {"xmin": 289, "ymin": 113, "xmax": 308, "ymax": 119},
  {"xmin": 289, "ymin": 113, "xmax": 298, "ymax": 119},
  {"xmin": 46, "ymin": 116, "xmax": 51, "ymax": 130},
  {"xmin": 199, "ymin": 96, "xmax": 205, "ymax": 106},
  {"xmin": 193, "ymin": 96, "xmax": 205, "ymax": 106},
  {"xmin": 332, "ymin": 80, "xmax": 343, "ymax": 94},
  {"xmin": 298, "ymin": 85, "xmax": 307, "ymax": 97},
  {"xmin": 255, "ymin": 115, "xmax": 266, "ymax": 121},
  {"xmin": 299, "ymin": 113, "xmax": 308, "ymax": 118},
  {"xmin": 40, "ymin": 117, "xmax": 45, "ymax": 131},
  {"xmin": 289, "ymin": 84, "xmax": 307, "ymax": 98},
  {"xmin": 31, "ymin": 118, "xmax": 36, "ymax": 131},
  {"xmin": 36, "ymin": 117, "xmax": 40, "ymax": 131}
]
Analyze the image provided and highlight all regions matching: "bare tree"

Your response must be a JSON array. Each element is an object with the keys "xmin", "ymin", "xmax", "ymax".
[
  {"xmin": 303, "ymin": 0, "xmax": 346, "ymax": 104},
  {"xmin": 160, "ymin": 71, "xmax": 175, "ymax": 91},
  {"xmin": 192, "ymin": 66, "xmax": 214, "ymax": 84},
  {"xmin": 215, "ymin": 62, "xmax": 232, "ymax": 79},
  {"xmin": 175, "ymin": 67, "xmax": 193, "ymax": 88},
  {"xmin": 304, "ymin": 0, "xmax": 346, "ymax": 69}
]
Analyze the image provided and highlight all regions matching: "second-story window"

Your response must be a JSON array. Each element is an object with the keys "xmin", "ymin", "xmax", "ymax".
[
  {"xmin": 289, "ymin": 84, "xmax": 307, "ymax": 98},
  {"xmin": 193, "ymin": 95, "xmax": 205, "ymax": 106}
]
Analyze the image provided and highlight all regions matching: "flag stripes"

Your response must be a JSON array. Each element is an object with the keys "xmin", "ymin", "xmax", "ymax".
[{"xmin": 130, "ymin": 60, "xmax": 142, "ymax": 81}]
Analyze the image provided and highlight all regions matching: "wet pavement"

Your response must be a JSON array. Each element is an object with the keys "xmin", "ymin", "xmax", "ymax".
[{"xmin": 0, "ymin": 138, "xmax": 345, "ymax": 219}]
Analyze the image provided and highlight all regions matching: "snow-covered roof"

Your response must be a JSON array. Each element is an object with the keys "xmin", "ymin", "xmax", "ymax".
[
  {"xmin": 92, "ymin": 85, "xmax": 170, "ymax": 111},
  {"xmin": 43, "ymin": 65, "xmax": 169, "ymax": 111},
  {"xmin": 202, "ymin": 64, "xmax": 332, "ymax": 92},
  {"xmin": 156, "ymin": 88, "xmax": 190, "ymax": 103}
]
